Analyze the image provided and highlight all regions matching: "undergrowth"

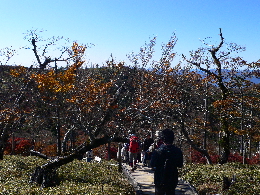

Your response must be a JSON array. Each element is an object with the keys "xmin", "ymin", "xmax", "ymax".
[
  {"xmin": 180, "ymin": 162, "xmax": 260, "ymax": 195},
  {"xmin": 0, "ymin": 155, "xmax": 135, "ymax": 195}
]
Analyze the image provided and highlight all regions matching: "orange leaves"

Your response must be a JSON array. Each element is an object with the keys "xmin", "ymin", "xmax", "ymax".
[
  {"xmin": 10, "ymin": 69, "xmax": 20, "ymax": 77},
  {"xmin": 65, "ymin": 74, "xmax": 114, "ymax": 111},
  {"xmin": 10, "ymin": 66, "xmax": 27, "ymax": 77},
  {"xmin": 85, "ymin": 78, "xmax": 112, "ymax": 95},
  {"xmin": 31, "ymin": 69, "xmax": 63, "ymax": 93},
  {"xmin": 229, "ymin": 125, "xmax": 256, "ymax": 136},
  {"xmin": 31, "ymin": 61, "xmax": 83, "ymax": 93},
  {"xmin": 213, "ymin": 98, "xmax": 243, "ymax": 120},
  {"xmin": 72, "ymin": 42, "xmax": 86, "ymax": 57},
  {"xmin": 213, "ymin": 99, "xmax": 234, "ymax": 109},
  {"xmin": 228, "ymin": 110, "xmax": 241, "ymax": 118},
  {"xmin": 84, "ymin": 80, "xmax": 112, "ymax": 103},
  {"xmin": 150, "ymin": 100, "xmax": 162, "ymax": 109},
  {"xmin": 0, "ymin": 108, "xmax": 20, "ymax": 123},
  {"xmin": 66, "ymin": 96, "xmax": 77, "ymax": 103}
]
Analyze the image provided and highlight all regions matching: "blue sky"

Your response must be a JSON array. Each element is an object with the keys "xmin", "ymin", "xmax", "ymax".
[{"xmin": 0, "ymin": 0, "xmax": 260, "ymax": 67}]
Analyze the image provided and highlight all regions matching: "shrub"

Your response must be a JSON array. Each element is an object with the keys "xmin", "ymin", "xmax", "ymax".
[
  {"xmin": 179, "ymin": 162, "xmax": 260, "ymax": 195},
  {"xmin": 190, "ymin": 149, "xmax": 208, "ymax": 164},
  {"xmin": 32, "ymin": 141, "xmax": 58, "ymax": 156},
  {"xmin": 0, "ymin": 155, "xmax": 135, "ymax": 194},
  {"xmin": 190, "ymin": 149, "xmax": 219, "ymax": 164},
  {"xmin": 105, "ymin": 146, "xmax": 118, "ymax": 160},
  {"xmin": 4, "ymin": 137, "xmax": 33, "ymax": 156},
  {"xmin": 94, "ymin": 143, "xmax": 118, "ymax": 160},
  {"xmin": 190, "ymin": 149, "xmax": 260, "ymax": 165},
  {"xmin": 228, "ymin": 152, "xmax": 244, "ymax": 163},
  {"xmin": 42, "ymin": 144, "xmax": 57, "ymax": 156}
]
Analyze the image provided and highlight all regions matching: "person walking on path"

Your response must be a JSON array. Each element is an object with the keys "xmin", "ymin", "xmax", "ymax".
[
  {"xmin": 151, "ymin": 129, "xmax": 183, "ymax": 195},
  {"xmin": 129, "ymin": 134, "xmax": 140, "ymax": 171},
  {"xmin": 142, "ymin": 133, "xmax": 154, "ymax": 167}
]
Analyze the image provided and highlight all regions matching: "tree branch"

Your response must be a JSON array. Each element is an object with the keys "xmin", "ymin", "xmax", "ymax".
[
  {"xmin": 32, "ymin": 38, "xmax": 42, "ymax": 67},
  {"xmin": 210, "ymin": 28, "xmax": 224, "ymax": 53},
  {"xmin": 179, "ymin": 117, "xmax": 212, "ymax": 164},
  {"xmin": 182, "ymin": 54, "xmax": 218, "ymax": 79},
  {"xmin": 30, "ymin": 150, "xmax": 50, "ymax": 160}
]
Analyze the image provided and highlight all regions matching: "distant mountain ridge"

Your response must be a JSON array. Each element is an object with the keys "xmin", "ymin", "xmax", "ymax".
[
  {"xmin": 1, "ymin": 65, "xmax": 259, "ymax": 84},
  {"xmin": 193, "ymin": 69, "xmax": 260, "ymax": 84}
]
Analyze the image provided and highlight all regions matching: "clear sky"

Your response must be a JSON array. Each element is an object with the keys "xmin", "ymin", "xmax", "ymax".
[{"xmin": 0, "ymin": 0, "xmax": 260, "ymax": 67}]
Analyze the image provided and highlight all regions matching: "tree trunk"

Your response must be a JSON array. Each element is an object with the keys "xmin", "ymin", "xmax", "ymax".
[
  {"xmin": 0, "ymin": 146, "xmax": 4, "ymax": 160},
  {"xmin": 11, "ymin": 132, "xmax": 15, "ymax": 155},
  {"xmin": 61, "ymin": 128, "xmax": 74, "ymax": 154},
  {"xmin": 30, "ymin": 166, "xmax": 59, "ymax": 188},
  {"xmin": 107, "ymin": 142, "xmax": 111, "ymax": 160},
  {"xmin": 0, "ymin": 127, "xmax": 10, "ymax": 160},
  {"xmin": 219, "ymin": 117, "xmax": 230, "ymax": 164},
  {"xmin": 179, "ymin": 117, "xmax": 213, "ymax": 164},
  {"xmin": 184, "ymin": 28, "xmax": 231, "ymax": 164},
  {"xmin": 30, "ymin": 136, "xmax": 128, "ymax": 187},
  {"xmin": 118, "ymin": 143, "xmax": 122, "ymax": 172},
  {"xmin": 56, "ymin": 109, "xmax": 61, "ymax": 156}
]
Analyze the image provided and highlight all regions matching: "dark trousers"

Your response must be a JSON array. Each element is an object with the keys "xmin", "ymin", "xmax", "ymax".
[{"xmin": 155, "ymin": 186, "xmax": 175, "ymax": 195}]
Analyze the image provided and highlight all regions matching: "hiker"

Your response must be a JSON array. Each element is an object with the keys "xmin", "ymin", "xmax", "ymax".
[
  {"xmin": 86, "ymin": 149, "xmax": 93, "ymax": 162},
  {"xmin": 142, "ymin": 133, "xmax": 154, "ymax": 167},
  {"xmin": 151, "ymin": 129, "xmax": 183, "ymax": 195},
  {"xmin": 121, "ymin": 143, "xmax": 129, "ymax": 163},
  {"xmin": 129, "ymin": 134, "xmax": 140, "ymax": 170}
]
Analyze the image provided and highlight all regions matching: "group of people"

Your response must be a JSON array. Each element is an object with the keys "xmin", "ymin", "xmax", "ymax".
[
  {"xmin": 121, "ymin": 129, "xmax": 183, "ymax": 195},
  {"xmin": 120, "ymin": 133, "xmax": 155, "ymax": 169}
]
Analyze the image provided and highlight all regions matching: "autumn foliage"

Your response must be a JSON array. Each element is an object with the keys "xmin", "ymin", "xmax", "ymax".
[
  {"xmin": 4, "ymin": 137, "xmax": 33, "ymax": 156},
  {"xmin": 0, "ymin": 31, "xmax": 259, "ymax": 166}
]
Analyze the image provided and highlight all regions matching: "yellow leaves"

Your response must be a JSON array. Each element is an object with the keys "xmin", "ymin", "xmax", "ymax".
[
  {"xmin": 65, "ymin": 75, "xmax": 113, "ymax": 109},
  {"xmin": 66, "ymin": 95, "xmax": 79, "ymax": 103},
  {"xmin": 31, "ymin": 61, "xmax": 84, "ymax": 93},
  {"xmin": 10, "ymin": 66, "xmax": 27, "ymax": 77},
  {"xmin": 190, "ymin": 134, "xmax": 200, "ymax": 141},
  {"xmin": 31, "ymin": 69, "xmax": 63, "ymax": 93},
  {"xmin": 72, "ymin": 42, "xmax": 86, "ymax": 57},
  {"xmin": 10, "ymin": 69, "xmax": 20, "ymax": 77},
  {"xmin": 234, "ymin": 130, "xmax": 247, "ymax": 136},
  {"xmin": 165, "ymin": 67, "xmax": 174, "ymax": 74},
  {"xmin": 253, "ymin": 135, "xmax": 260, "ymax": 142},
  {"xmin": 229, "ymin": 124, "xmax": 259, "ymax": 136},
  {"xmin": 229, "ymin": 126, "xmax": 247, "ymax": 136},
  {"xmin": 228, "ymin": 111, "xmax": 241, "ymax": 117},
  {"xmin": 0, "ymin": 108, "xmax": 20, "ymax": 122},
  {"xmin": 213, "ymin": 99, "xmax": 234, "ymax": 109}
]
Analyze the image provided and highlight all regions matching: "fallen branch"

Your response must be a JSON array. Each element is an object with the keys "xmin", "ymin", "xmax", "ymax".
[{"xmin": 30, "ymin": 136, "xmax": 128, "ymax": 187}]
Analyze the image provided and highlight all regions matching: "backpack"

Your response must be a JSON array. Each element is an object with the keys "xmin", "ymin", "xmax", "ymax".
[
  {"xmin": 158, "ymin": 147, "xmax": 177, "ymax": 187},
  {"xmin": 129, "ymin": 136, "xmax": 139, "ymax": 153}
]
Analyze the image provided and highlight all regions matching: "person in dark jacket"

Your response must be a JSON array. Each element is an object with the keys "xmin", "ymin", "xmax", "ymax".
[
  {"xmin": 142, "ymin": 134, "xmax": 154, "ymax": 167},
  {"xmin": 151, "ymin": 129, "xmax": 183, "ymax": 195}
]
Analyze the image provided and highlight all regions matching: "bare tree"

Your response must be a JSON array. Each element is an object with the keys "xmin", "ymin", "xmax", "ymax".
[{"xmin": 182, "ymin": 28, "xmax": 258, "ymax": 163}]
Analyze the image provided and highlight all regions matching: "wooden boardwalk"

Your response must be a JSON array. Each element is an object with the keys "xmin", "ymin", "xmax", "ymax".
[{"xmin": 122, "ymin": 163, "xmax": 197, "ymax": 195}]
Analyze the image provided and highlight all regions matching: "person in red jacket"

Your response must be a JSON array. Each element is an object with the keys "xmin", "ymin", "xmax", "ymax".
[{"xmin": 129, "ymin": 134, "xmax": 140, "ymax": 170}]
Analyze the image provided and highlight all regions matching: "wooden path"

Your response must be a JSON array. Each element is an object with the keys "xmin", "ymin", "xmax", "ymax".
[{"xmin": 122, "ymin": 163, "xmax": 198, "ymax": 195}]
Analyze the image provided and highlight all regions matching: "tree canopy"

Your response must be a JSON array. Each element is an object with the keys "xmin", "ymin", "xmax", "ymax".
[{"xmin": 0, "ymin": 29, "xmax": 259, "ymax": 186}]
